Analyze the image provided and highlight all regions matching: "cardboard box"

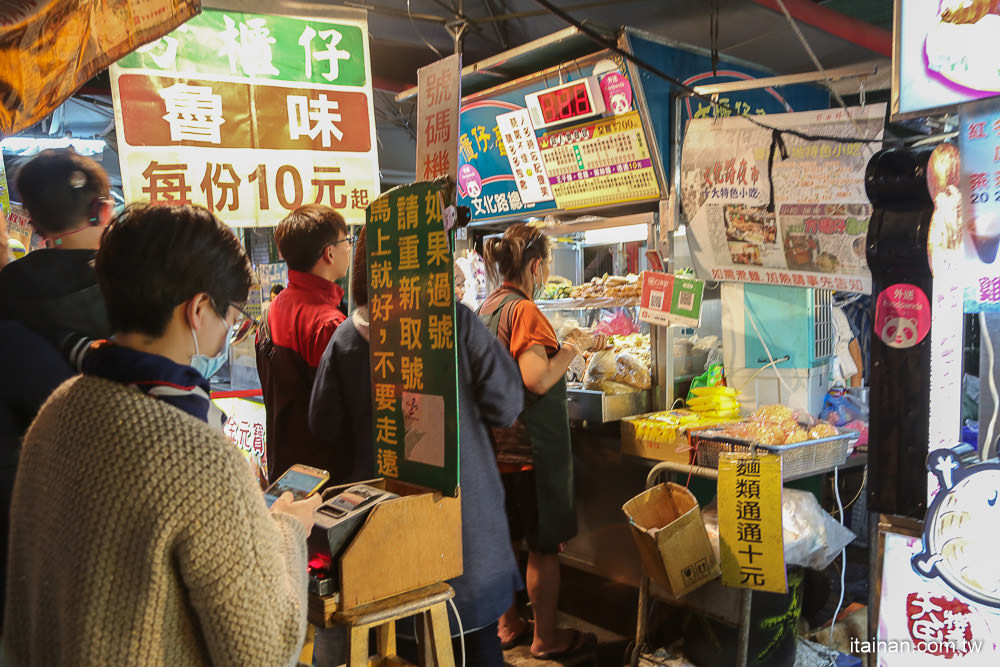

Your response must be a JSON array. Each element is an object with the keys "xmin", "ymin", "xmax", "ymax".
[
  {"xmin": 621, "ymin": 413, "xmax": 693, "ymax": 463},
  {"xmin": 337, "ymin": 478, "xmax": 463, "ymax": 610},
  {"xmin": 622, "ymin": 482, "xmax": 720, "ymax": 597}
]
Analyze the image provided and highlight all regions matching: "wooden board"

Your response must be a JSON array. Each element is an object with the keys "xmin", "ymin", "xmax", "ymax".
[{"xmin": 339, "ymin": 482, "xmax": 463, "ymax": 609}]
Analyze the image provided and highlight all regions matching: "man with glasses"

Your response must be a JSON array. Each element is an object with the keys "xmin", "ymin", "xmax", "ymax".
[{"xmin": 256, "ymin": 204, "xmax": 353, "ymax": 483}]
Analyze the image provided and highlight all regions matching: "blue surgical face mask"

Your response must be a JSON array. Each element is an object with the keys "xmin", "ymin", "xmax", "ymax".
[
  {"xmin": 190, "ymin": 315, "xmax": 231, "ymax": 379},
  {"xmin": 532, "ymin": 278, "xmax": 545, "ymax": 301}
]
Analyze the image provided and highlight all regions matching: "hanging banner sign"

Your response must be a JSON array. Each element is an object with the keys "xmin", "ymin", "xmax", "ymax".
[
  {"xmin": 682, "ymin": 105, "xmax": 885, "ymax": 294},
  {"xmin": 366, "ymin": 181, "xmax": 459, "ymax": 496},
  {"xmin": 111, "ymin": 7, "xmax": 379, "ymax": 226},
  {"xmin": 638, "ymin": 271, "xmax": 704, "ymax": 327},
  {"xmin": 718, "ymin": 452, "xmax": 786, "ymax": 594},
  {"xmin": 416, "ymin": 54, "xmax": 461, "ymax": 181},
  {"xmin": 959, "ymin": 98, "xmax": 1000, "ymax": 312}
]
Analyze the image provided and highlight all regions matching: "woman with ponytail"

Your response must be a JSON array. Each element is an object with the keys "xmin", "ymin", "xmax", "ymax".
[{"xmin": 479, "ymin": 223, "xmax": 601, "ymax": 661}]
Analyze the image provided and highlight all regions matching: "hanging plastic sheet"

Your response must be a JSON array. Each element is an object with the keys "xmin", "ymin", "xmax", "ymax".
[{"xmin": 0, "ymin": 0, "xmax": 200, "ymax": 135}]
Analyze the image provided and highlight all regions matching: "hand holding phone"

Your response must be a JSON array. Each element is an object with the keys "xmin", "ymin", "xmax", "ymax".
[
  {"xmin": 264, "ymin": 464, "xmax": 330, "ymax": 508},
  {"xmin": 270, "ymin": 492, "xmax": 323, "ymax": 533}
]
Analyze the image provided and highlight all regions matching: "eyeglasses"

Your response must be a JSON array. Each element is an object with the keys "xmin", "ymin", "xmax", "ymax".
[
  {"xmin": 226, "ymin": 302, "xmax": 260, "ymax": 346},
  {"xmin": 330, "ymin": 235, "xmax": 356, "ymax": 247}
]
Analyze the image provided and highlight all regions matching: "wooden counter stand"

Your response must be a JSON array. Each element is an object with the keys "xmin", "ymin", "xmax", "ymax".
[{"xmin": 306, "ymin": 479, "xmax": 462, "ymax": 664}]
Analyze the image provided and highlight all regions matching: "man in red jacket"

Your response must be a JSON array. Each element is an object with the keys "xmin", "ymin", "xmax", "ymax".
[{"xmin": 256, "ymin": 204, "xmax": 353, "ymax": 483}]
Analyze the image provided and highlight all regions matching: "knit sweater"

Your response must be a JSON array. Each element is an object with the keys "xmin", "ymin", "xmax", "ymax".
[{"xmin": 2, "ymin": 375, "xmax": 309, "ymax": 666}]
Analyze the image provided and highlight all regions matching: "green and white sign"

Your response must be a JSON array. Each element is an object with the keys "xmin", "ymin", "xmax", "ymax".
[{"xmin": 366, "ymin": 181, "xmax": 459, "ymax": 495}]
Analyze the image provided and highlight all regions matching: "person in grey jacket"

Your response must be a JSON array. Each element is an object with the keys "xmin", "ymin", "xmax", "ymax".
[{"xmin": 309, "ymin": 225, "xmax": 524, "ymax": 667}]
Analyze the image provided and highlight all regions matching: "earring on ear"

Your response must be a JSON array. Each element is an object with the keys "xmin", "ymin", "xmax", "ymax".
[{"xmin": 88, "ymin": 197, "xmax": 107, "ymax": 225}]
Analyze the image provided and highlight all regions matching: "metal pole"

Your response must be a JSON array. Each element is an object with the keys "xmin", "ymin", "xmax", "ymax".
[{"xmin": 736, "ymin": 588, "xmax": 753, "ymax": 667}]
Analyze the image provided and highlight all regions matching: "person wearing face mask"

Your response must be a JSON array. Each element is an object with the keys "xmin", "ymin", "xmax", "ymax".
[
  {"xmin": 3, "ymin": 204, "xmax": 321, "ymax": 665},
  {"xmin": 256, "ymin": 204, "xmax": 353, "ymax": 484},
  {"xmin": 478, "ymin": 223, "xmax": 603, "ymax": 661}
]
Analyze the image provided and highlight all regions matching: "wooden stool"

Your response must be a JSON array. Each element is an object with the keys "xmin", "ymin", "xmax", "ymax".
[{"xmin": 332, "ymin": 581, "xmax": 456, "ymax": 667}]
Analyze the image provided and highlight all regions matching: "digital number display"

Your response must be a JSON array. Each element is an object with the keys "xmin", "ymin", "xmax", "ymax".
[{"xmin": 537, "ymin": 81, "xmax": 593, "ymax": 124}]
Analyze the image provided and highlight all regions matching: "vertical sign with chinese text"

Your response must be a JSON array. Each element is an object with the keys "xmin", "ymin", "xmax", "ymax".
[
  {"xmin": 111, "ymin": 8, "xmax": 379, "ymax": 226},
  {"xmin": 718, "ymin": 452, "xmax": 786, "ymax": 593},
  {"xmin": 416, "ymin": 54, "xmax": 461, "ymax": 182},
  {"xmin": 960, "ymin": 99, "xmax": 1000, "ymax": 312},
  {"xmin": 367, "ymin": 182, "xmax": 459, "ymax": 495},
  {"xmin": 496, "ymin": 108, "xmax": 554, "ymax": 206}
]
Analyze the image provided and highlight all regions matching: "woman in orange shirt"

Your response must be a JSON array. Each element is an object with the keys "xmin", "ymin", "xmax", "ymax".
[{"xmin": 479, "ymin": 223, "xmax": 602, "ymax": 661}]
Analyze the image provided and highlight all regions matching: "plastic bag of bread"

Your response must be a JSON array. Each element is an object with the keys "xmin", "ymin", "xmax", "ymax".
[
  {"xmin": 613, "ymin": 351, "xmax": 651, "ymax": 390},
  {"xmin": 582, "ymin": 350, "xmax": 615, "ymax": 390}
]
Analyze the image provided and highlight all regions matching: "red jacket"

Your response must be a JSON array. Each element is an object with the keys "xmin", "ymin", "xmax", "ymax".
[{"xmin": 255, "ymin": 269, "xmax": 345, "ymax": 482}]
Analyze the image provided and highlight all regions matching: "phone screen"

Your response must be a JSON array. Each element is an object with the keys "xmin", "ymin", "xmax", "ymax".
[{"xmin": 264, "ymin": 469, "xmax": 326, "ymax": 508}]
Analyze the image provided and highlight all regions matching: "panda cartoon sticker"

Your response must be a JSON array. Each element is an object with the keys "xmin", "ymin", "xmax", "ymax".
[
  {"xmin": 875, "ymin": 282, "xmax": 931, "ymax": 349},
  {"xmin": 913, "ymin": 449, "xmax": 1000, "ymax": 608}
]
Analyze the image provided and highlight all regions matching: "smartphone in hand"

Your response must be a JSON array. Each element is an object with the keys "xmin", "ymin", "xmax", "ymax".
[{"xmin": 264, "ymin": 464, "xmax": 330, "ymax": 508}]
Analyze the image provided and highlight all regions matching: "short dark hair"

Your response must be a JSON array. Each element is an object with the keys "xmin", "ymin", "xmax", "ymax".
[
  {"xmin": 15, "ymin": 149, "xmax": 110, "ymax": 235},
  {"xmin": 95, "ymin": 204, "xmax": 253, "ymax": 336},
  {"xmin": 273, "ymin": 204, "xmax": 347, "ymax": 272}
]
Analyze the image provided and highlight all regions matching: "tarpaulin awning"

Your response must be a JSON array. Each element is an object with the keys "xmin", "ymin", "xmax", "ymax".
[{"xmin": 0, "ymin": 0, "xmax": 201, "ymax": 135}]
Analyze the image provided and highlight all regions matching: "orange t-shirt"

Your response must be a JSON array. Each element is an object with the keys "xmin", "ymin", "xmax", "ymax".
[{"xmin": 492, "ymin": 283, "xmax": 559, "ymax": 361}]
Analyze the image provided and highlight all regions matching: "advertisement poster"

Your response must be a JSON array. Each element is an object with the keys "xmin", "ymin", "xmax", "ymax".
[
  {"xmin": 366, "ymin": 182, "xmax": 459, "ymax": 495},
  {"xmin": 0, "ymin": 0, "xmax": 198, "ymax": 134},
  {"xmin": 213, "ymin": 397, "xmax": 268, "ymax": 478},
  {"xmin": 879, "ymin": 531, "xmax": 998, "ymax": 665},
  {"xmin": 416, "ymin": 54, "xmax": 461, "ymax": 181},
  {"xmin": 896, "ymin": 0, "xmax": 1000, "ymax": 118},
  {"xmin": 958, "ymin": 99, "xmax": 1000, "ymax": 312},
  {"xmin": 111, "ymin": 7, "xmax": 379, "ymax": 226},
  {"xmin": 682, "ymin": 105, "xmax": 885, "ymax": 293}
]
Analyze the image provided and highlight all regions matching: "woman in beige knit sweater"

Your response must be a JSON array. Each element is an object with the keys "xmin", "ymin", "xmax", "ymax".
[{"xmin": 2, "ymin": 204, "xmax": 321, "ymax": 666}]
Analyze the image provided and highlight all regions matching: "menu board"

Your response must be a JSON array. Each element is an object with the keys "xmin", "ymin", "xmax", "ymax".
[
  {"xmin": 366, "ymin": 182, "xmax": 459, "ymax": 496},
  {"xmin": 538, "ymin": 111, "xmax": 660, "ymax": 210},
  {"xmin": 682, "ymin": 105, "xmax": 885, "ymax": 293},
  {"xmin": 111, "ymin": 7, "xmax": 379, "ymax": 226}
]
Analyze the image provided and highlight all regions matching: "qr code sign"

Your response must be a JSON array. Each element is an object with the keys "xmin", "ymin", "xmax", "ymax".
[
  {"xmin": 649, "ymin": 290, "xmax": 664, "ymax": 310},
  {"xmin": 677, "ymin": 290, "xmax": 694, "ymax": 310}
]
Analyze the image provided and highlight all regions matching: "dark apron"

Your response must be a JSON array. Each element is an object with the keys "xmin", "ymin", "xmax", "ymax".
[{"xmin": 479, "ymin": 290, "xmax": 577, "ymax": 551}]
